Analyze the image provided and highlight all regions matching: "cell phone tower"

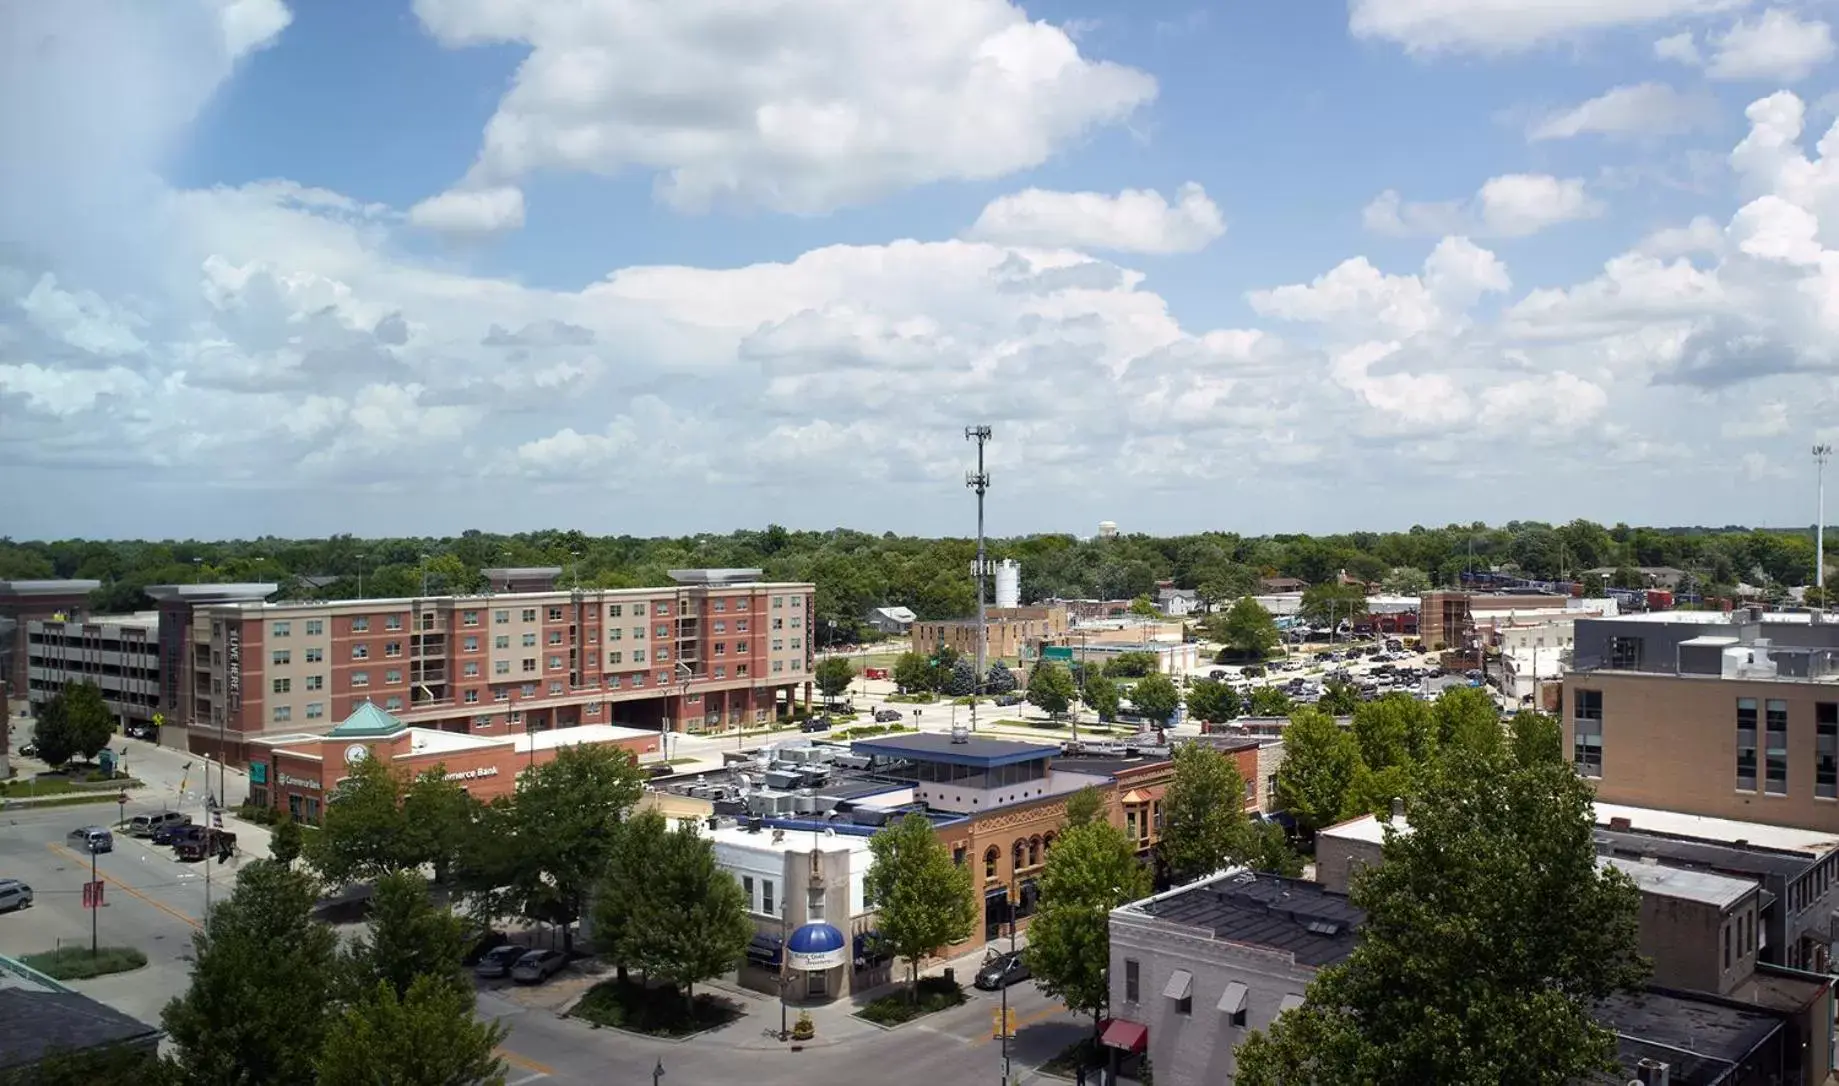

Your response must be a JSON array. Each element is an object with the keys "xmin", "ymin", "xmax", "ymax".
[
  {"xmin": 1817, "ymin": 444, "xmax": 1832, "ymax": 609},
  {"xmin": 967, "ymin": 426, "xmax": 991, "ymax": 733}
]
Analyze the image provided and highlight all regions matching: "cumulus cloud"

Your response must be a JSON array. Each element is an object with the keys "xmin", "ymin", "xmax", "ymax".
[
  {"xmin": 964, "ymin": 183, "xmax": 1225, "ymax": 254},
  {"xmin": 1348, "ymin": 0, "xmax": 1745, "ymax": 55},
  {"xmin": 1528, "ymin": 83, "xmax": 1716, "ymax": 141},
  {"xmin": 407, "ymin": 186, "xmax": 526, "ymax": 235},
  {"xmin": 1365, "ymin": 174, "xmax": 1604, "ymax": 238},
  {"xmin": 411, "ymin": 0, "xmax": 1157, "ymax": 215},
  {"xmin": 1248, "ymin": 236, "xmax": 1510, "ymax": 339},
  {"xmin": 1706, "ymin": 9, "xmax": 1834, "ymax": 82}
]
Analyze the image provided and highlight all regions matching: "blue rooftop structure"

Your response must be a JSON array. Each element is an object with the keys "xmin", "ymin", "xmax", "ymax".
[{"xmin": 850, "ymin": 732, "xmax": 1057, "ymax": 769}]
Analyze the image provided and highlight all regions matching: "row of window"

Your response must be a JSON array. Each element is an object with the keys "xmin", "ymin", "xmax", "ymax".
[
  {"xmin": 271, "ymin": 649, "xmax": 325, "ymax": 665},
  {"xmin": 272, "ymin": 702, "xmax": 329, "ymax": 722},
  {"xmin": 268, "ymin": 595, "xmax": 807, "ymax": 643},
  {"xmin": 269, "ymin": 620, "xmax": 324, "ymax": 637},
  {"xmin": 1572, "ymin": 693, "xmax": 1839, "ymax": 800},
  {"xmin": 1119, "ymin": 959, "xmax": 1300, "ymax": 1027}
]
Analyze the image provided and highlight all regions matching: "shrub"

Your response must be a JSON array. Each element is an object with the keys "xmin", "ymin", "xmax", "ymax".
[
  {"xmin": 236, "ymin": 801, "xmax": 281, "ymax": 826},
  {"xmin": 791, "ymin": 1011, "xmax": 815, "ymax": 1041},
  {"xmin": 22, "ymin": 946, "xmax": 148, "ymax": 981},
  {"xmin": 856, "ymin": 976, "xmax": 965, "ymax": 1026},
  {"xmin": 571, "ymin": 978, "xmax": 742, "ymax": 1037}
]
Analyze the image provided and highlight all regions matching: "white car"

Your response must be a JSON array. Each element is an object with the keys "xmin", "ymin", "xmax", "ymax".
[{"xmin": 0, "ymin": 879, "xmax": 34, "ymax": 912}]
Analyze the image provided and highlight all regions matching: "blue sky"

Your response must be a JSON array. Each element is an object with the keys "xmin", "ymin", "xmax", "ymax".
[{"xmin": 4, "ymin": 0, "xmax": 1839, "ymax": 540}]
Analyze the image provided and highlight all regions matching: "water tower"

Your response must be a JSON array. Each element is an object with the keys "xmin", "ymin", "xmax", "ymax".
[
  {"xmin": 995, "ymin": 559, "xmax": 1021, "ymax": 609},
  {"xmin": 1098, "ymin": 521, "xmax": 1118, "ymax": 539}
]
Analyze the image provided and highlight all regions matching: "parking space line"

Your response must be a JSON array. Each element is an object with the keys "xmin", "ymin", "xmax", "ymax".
[
  {"xmin": 45, "ymin": 842, "xmax": 202, "ymax": 931},
  {"xmin": 496, "ymin": 1049, "xmax": 553, "ymax": 1076}
]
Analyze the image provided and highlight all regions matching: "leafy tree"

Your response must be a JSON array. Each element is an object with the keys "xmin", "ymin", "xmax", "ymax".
[
  {"xmin": 306, "ymin": 755, "xmax": 413, "ymax": 887},
  {"xmin": 926, "ymin": 644, "xmax": 963, "ymax": 690},
  {"xmin": 316, "ymin": 976, "xmax": 507, "ymax": 1086},
  {"xmin": 350, "ymin": 871, "xmax": 470, "ymax": 1000},
  {"xmin": 1381, "ymin": 567, "xmax": 1431, "ymax": 595},
  {"xmin": 1350, "ymin": 694, "xmax": 1436, "ymax": 772},
  {"xmin": 1581, "ymin": 573, "xmax": 1606, "ymax": 598},
  {"xmin": 623, "ymin": 822, "xmax": 754, "ymax": 1013},
  {"xmin": 984, "ymin": 662, "xmax": 1018, "ymax": 694},
  {"xmin": 1101, "ymin": 651, "xmax": 1160, "ymax": 678},
  {"xmin": 269, "ymin": 815, "xmax": 304, "ymax": 868},
  {"xmin": 1129, "ymin": 594, "xmax": 1160, "ymax": 618},
  {"xmin": 498, "ymin": 744, "xmax": 645, "ymax": 954},
  {"xmin": 30, "ymin": 691, "xmax": 76, "ymax": 768},
  {"xmin": 1246, "ymin": 685, "xmax": 1293, "ymax": 717},
  {"xmin": 1214, "ymin": 597, "xmax": 1279, "ymax": 659},
  {"xmin": 1081, "ymin": 670, "xmax": 1120, "ymax": 721},
  {"xmin": 1184, "ymin": 678, "xmax": 1241, "ymax": 726},
  {"xmin": 1240, "ymin": 819, "xmax": 1305, "ymax": 878},
  {"xmin": 892, "ymin": 651, "xmax": 932, "ymax": 693},
  {"xmin": 864, "ymin": 813, "xmax": 977, "ymax": 999},
  {"xmin": 1610, "ymin": 565, "xmax": 1643, "ymax": 590},
  {"xmin": 1299, "ymin": 582, "xmax": 1368, "ymax": 629},
  {"xmin": 1433, "ymin": 686, "xmax": 1502, "ymax": 757},
  {"xmin": 1157, "ymin": 744, "xmax": 1248, "ymax": 885},
  {"xmin": 1026, "ymin": 820, "xmax": 1151, "ymax": 1040},
  {"xmin": 59, "ymin": 681, "xmax": 114, "ymax": 762},
  {"xmin": 1129, "ymin": 672, "xmax": 1181, "ymax": 724},
  {"xmin": 591, "ymin": 809, "xmax": 673, "ymax": 982},
  {"xmin": 813, "ymin": 655, "xmax": 856, "ymax": 702},
  {"xmin": 943, "ymin": 658, "xmax": 978, "ymax": 697},
  {"xmin": 1318, "ymin": 678, "xmax": 1361, "ymax": 716},
  {"xmin": 1342, "ymin": 761, "xmax": 1417, "ymax": 822},
  {"xmin": 1274, "ymin": 709, "xmax": 1361, "ymax": 835},
  {"xmin": 1509, "ymin": 710, "xmax": 1564, "ymax": 768},
  {"xmin": 1026, "ymin": 660, "xmax": 1076, "ymax": 716},
  {"xmin": 1063, "ymin": 785, "xmax": 1105, "ymax": 829},
  {"xmin": 162, "ymin": 860, "xmax": 343, "ymax": 1086},
  {"xmin": 1234, "ymin": 749, "xmax": 1647, "ymax": 1086},
  {"xmin": 401, "ymin": 767, "xmax": 476, "ymax": 885}
]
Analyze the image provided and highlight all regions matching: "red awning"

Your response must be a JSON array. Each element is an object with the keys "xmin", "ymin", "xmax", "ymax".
[{"xmin": 1099, "ymin": 1018, "xmax": 1148, "ymax": 1054}]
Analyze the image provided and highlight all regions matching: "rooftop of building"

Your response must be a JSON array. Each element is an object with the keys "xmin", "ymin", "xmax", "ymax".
[
  {"xmin": 1317, "ymin": 812, "xmax": 1405, "ymax": 847},
  {"xmin": 1595, "ymin": 803, "xmax": 1839, "ymax": 858},
  {"xmin": 702, "ymin": 820, "xmax": 877, "ymax": 856},
  {"xmin": 667, "ymin": 568, "xmax": 765, "ymax": 585},
  {"xmin": 0, "ymin": 579, "xmax": 102, "ymax": 598},
  {"xmin": 480, "ymin": 566, "xmax": 564, "ymax": 578},
  {"xmin": 0, "ymin": 955, "xmax": 163, "ymax": 1072},
  {"xmin": 511, "ymin": 722, "xmax": 658, "ymax": 753},
  {"xmin": 29, "ymin": 611, "xmax": 159, "ymax": 631},
  {"xmin": 144, "ymin": 583, "xmax": 277, "ymax": 603},
  {"xmin": 851, "ymin": 732, "xmax": 1061, "ymax": 768},
  {"xmin": 1604, "ymin": 856, "xmax": 1758, "ymax": 909},
  {"xmin": 1120, "ymin": 869, "xmax": 1365, "ymax": 968},
  {"xmin": 196, "ymin": 578, "xmax": 817, "ymax": 613},
  {"xmin": 1594, "ymin": 987, "xmax": 1785, "ymax": 1086}
]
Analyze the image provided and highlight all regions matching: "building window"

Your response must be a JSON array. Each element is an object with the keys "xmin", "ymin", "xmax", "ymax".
[
  {"xmin": 386, "ymin": 669, "xmax": 402, "ymax": 685},
  {"xmin": 715, "ymin": 643, "xmax": 726, "ymax": 656},
  {"xmin": 273, "ymin": 706, "xmax": 291, "ymax": 722},
  {"xmin": 1817, "ymin": 703, "xmax": 1837, "ymax": 799},
  {"xmin": 714, "ymin": 666, "xmax": 726, "ymax": 678},
  {"xmin": 464, "ymin": 662, "xmax": 480, "ymax": 677},
  {"xmin": 773, "ymin": 618, "xmax": 784, "ymax": 630},
  {"xmin": 762, "ymin": 879, "xmax": 774, "ymax": 915},
  {"xmin": 633, "ymin": 626, "xmax": 645, "ymax": 640},
  {"xmin": 306, "ymin": 702, "xmax": 324, "ymax": 719},
  {"xmin": 737, "ymin": 619, "xmax": 748, "ymax": 632},
  {"xmin": 547, "ymin": 631, "xmax": 563, "ymax": 645},
  {"xmin": 522, "ymin": 659, "xmax": 537, "ymax": 673},
  {"xmin": 464, "ymin": 690, "xmax": 479, "ymax": 704},
  {"xmin": 1737, "ymin": 698, "xmax": 1759, "ymax": 791},
  {"xmin": 631, "ymin": 673, "xmax": 644, "ymax": 687},
  {"xmin": 1572, "ymin": 689, "xmax": 1603, "ymax": 778},
  {"xmin": 714, "ymin": 622, "xmax": 726, "ymax": 635},
  {"xmin": 384, "ymin": 696, "xmax": 403, "ymax": 711},
  {"xmin": 737, "ymin": 641, "xmax": 748, "ymax": 653},
  {"xmin": 655, "ymin": 603, "xmax": 670, "ymax": 616},
  {"xmin": 773, "ymin": 661, "xmax": 784, "ymax": 673},
  {"xmin": 657, "ymin": 648, "xmax": 671, "ymax": 662},
  {"xmin": 385, "ymin": 615, "xmax": 403, "ymax": 631},
  {"xmin": 305, "ymin": 648, "xmax": 323, "ymax": 664},
  {"xmin": 548, "ymin": 607, "xmax": 564, "ymax": 622},
  {"xmin": 655, "ymin": 624, "xmax": 669, "ymax": 638},
  {"xmin": 1124, "ymin": 959, "xmax": 1140, "ymax": 1003},
  {"xmin": 305, "ymin": 675, "xmax": 323, "ymax": 691},
  {"xmin": 609, "ymin": 651, "xmax": 623, "ymax": 665},
  {"xmin": 272, "ymin": 678, "xmax": 291, "ymax": 694},
  {"xmin": 549, "ymin": 681, "xmax": 563, "ymax": 695},
  {"xmin": 737, "ymin": 665, "xmax": 749, "ymax": 678},
  {"xmin": 715, "ymin": 599, "xmax": 727, "ymax": 612},
  {"xmin": 382, "ymin": 641, "xmax": 400, "ymax": 658},
  {"xmin": 352, "ymin": 617, "xmax": 369, "ymax": 633},
  {"xmin": 495, "ymin": 687, "xmax": 508, "ymax": 701},
  {"xmin": 463, "ymin": 610, "xmax": 479, "ymax": 626},
  {"xmin": 495, "ymin": 660, "xmax": 510, "ymax": 675},
  {"xmin": 1766, "ymin": 699, "xmax": 1789, "ymax": 795},
  {"xmin": 463, "ymin": 636, "xmax": 479, "ymax": 651},
  {"xmin": 522, "ymin": 633, "xmax": 537, "ymax": 647},
  {"xmin": 633, "ymin": 650, "xmax": 645, "ymax": 663},
  {"xmin": 743, "ymin": 876, "xmax": 755, "ymax": 909},
  {"xmin": 272, "ymin": 621, "xmax": 290, "ymax": 637},
  {"xmin": 522, "ymin": 609, "xmax": 537, "ymax": 622},
  {"xmin": 1607, "ymin": 636, "xmax": 1643, "ymax": 670},
  {"xmin": 305, "ymin": 620, "xmax": 323, "ymax": 636},
  {"xmin": 609, "ymin": 604, "xmax": 623, "ymax": 618},
  {"xmin": 495, "ymin": 610, "xmax": 509, "ymax": 624},
  {"xmin": 352, "ymin": 671, "xmax": 369, "ymax": 687},
  {"xmin": 1724, "ymin": 922, "xmax": 1731, "ymax": 970},
  {"xmin": 773, "ymin": 596, "xmax": 784, "ymax": 609},
  {"xmin": 773, "ymin": 639, "xmax": 784, "ymax": 651},
  {"xmin": 272, "ymin": 650, "xmax": 291, "ymax": 665},
  {"xmin": 548, "ymin": 655, "xmax": 562, "ymax": 670},
  {"xmin": 494, "ymin": 635, "xmax": 510, "ymax": 649}
]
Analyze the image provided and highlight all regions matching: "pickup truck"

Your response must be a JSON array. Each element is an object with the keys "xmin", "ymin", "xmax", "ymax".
[{"xmin": 174, "ymin": 828, "xmax": 237, "ymax": 862}]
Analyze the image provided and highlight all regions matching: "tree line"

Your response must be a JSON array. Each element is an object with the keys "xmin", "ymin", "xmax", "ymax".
[{"xmin": 3, "ymin": 519, "xmax": 1825, "ymax": 643}]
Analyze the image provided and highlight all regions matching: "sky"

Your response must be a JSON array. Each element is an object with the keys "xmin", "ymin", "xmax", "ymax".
[{"xmin": 4, "ymin": 0, "xmax": 1839, "ymax": 542}]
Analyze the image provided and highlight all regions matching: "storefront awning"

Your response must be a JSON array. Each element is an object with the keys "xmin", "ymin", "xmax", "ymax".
[
  {"xmin": 746, "ymin": 934, "xmax": 783, "ymax": 966},
  {"xmin": 1099, "ymin": 1018, "xmax": 1148, "ymax": 1054},
  {"xmin": 1120, "ymin": 790, "xmax": 1149, "ymax": 804}
]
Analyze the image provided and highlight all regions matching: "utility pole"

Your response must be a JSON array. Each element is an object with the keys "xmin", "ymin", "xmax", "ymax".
[
  {"xmin": 1817, "ymin": 445, "xmax": 1832, "ymax": 609},
  {"xmin": 966, "ymin": 426, "xmax": 992, "ymax": 733}
]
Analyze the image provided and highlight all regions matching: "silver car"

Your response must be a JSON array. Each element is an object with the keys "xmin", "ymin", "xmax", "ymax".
[
  {"xmin": 0, "ymin": 879, "xmax": 33, "ymax": 912},
  {"xmin": 510, "ymin": 949, "xmax": 567, "ymax": 984}
]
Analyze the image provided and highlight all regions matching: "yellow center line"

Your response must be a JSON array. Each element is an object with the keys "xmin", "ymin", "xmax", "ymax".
[
  {"xmin": 969, "ymin": 1003, "xmax": 1069, "ymax": 1047},
  {"xmin": 45, "ymin": 842, "xmax": 202, "ymax": 931},
  {"xmin": 495, "ymin": 1048, "xmax": 554, "ymax": 1076}
]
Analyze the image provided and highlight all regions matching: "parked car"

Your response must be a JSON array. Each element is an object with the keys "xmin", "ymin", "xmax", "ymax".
[
  {"xmin": 151, "ymin": 818, "xmax": 201, "ymax": 845},
  {"xmin": 874, "ymin": 709, "xmax": 902, "ymax": 723},
  {"xmin": 994, "ymin": 693, "xmax": 1023, "ymax": 706},
  {"xmin": 474, "ymin": 944, "xmax": 526, "ymax": 979},
  {"xmin": 66, "ymin": 827, "xmax": 113, "ymax": 853},
  {"xmin": 645, "ymin": 763, "xmax": 676, "ymax": 780},
  {"xmin": 133, "ymin": 811, "xmax": 191, "ymax": 839},
  {"xmin": 174, "ymin": 828, "xmax": 235, "ymax": 862},
  {"xmin": 462, "ymin": 929, "xmax": 510, "ymax": 966},
  {"xmin": 974, "ymin": 950, "xmax": 1031, "ymax": 990},
  {"xmin": 800, "ymin": 717, "xmax": 832, "ymax": 733},
  {"xmin": 0, "ymin": 879, "xmax": 34, "ymax": 912},
  {"xmin": 511, "ymin": 948, "xmax": 569, "ymax": 984},
  {"xmin": 17, "ymin": 743, "xmax": 36, "ymax": 758}
]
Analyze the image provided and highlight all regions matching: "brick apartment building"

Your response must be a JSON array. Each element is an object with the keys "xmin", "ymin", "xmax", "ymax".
[
  {"xmin": 145, "ymin": 567, "xmax": 814, "ymax": 764},
  {"xmin": 910, "ymin": 605, "xmax": 1070, "ymax": 664}
]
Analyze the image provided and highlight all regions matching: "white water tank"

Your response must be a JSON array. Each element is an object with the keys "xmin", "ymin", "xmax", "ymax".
[
  {"xmin": 995, "ymin": 559, "xmax": 1021, "ymax": 609},
  {"xmin": 1098, "ymin": 521, "xmax": 1118, "ymax": 539}
]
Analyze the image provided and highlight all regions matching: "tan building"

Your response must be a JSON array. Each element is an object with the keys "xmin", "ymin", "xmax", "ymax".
[{"xmin": 910, "ymin": 605, "xmax": 1069, "ymax": 663}]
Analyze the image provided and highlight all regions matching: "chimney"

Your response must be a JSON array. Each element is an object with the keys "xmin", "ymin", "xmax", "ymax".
[
  {"xmin": 1636, "ymin": 1057, "xmax": 1670, "ymax": 1086},
  {"xmin": 1609, "ymin": 816, "xmax": 1633, "ymax": 832}
]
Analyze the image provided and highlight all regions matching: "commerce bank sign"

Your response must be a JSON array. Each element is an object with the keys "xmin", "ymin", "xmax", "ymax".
[{"xmin": 444, "ymin": 766, "xmax": 500, "ymax": 783}]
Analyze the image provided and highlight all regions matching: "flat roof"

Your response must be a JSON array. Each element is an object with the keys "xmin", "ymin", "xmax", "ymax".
[
  {"xmin": 1596, "ymin": 829, "xmax": 1811, "ymax": 883},
  {"xmin": 1604, "ymin": 857, "xmax": 1758, "ymax": 909},
  {"xmin": 852, "ymin": 732, "xmax": 1059, "ymax": 768},
  {"xmin": 1595, "ymin": 803, "xmax": 1839, "ymax": 857},
  {"xmin": 1678, "ymin": 635, "xmax": 1741, "ymax": 647},
  {"xmin": 480, "ymin": 567, "xmax": 563, "ymax": 577},
  {"xmin": 668, "ymin": 568, "xmax": 766, "ymax": 585},
  {"xmin": 1316, "ymin": 813, "xmax": 1405, "ymax": 847},
  {"xmin": 405, "ymin": 728, "xmax": 503, "ymax": 756},
  {"xmin": 31, "ymin": 611, "xmax": 159, "ymax": 631},
  {"xmin": 1596, "ymin": 987, "xmax": 1783, "ymax": 1086},
  {"xmin": 144, "ymin": 583, "xmax": 277, "ymax": 603},
  {"xmin": 513, "ymin": 723, "xmax": 658, "ymax": 753},
  {"xmin": 704, "ymin": 821, "xmax": 874, "ymax": 856},
  {"xmin": 1125, "ymin": 870, "xmax": 1365, "ymax": 968},
  {"xmin": 0, "ymin": 579, "xmax": 101, "ymax": 597},
  {"xmin": 1051, "ymin": 754, "xmax": 1177, "ymax": 778}
]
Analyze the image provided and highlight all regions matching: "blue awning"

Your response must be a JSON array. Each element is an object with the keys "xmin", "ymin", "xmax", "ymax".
[
  {"xmin": 787, "ymin": 923, "xmax": 845, "ymax": 955},
  {"xmin": 746, "ymin": 934, "xmax": 783, "ymax": 966}
]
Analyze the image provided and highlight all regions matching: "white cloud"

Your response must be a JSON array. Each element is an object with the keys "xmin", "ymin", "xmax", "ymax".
[
  {"xmin": 1528, "ymin": 83, "xmax": 1716, "ymax": 141},
  {"xmin": 1248, "ymin": 236, "xmax": 1510, "ymax": 339},
  {"xmin": 964, "ymin": 182, "xmax": 1225, "ymax": 254},
  {"xmin": 1365, "ymin": 174, "xmax": 1604, "ymax": 238},
  {"xmin": 1655, "ymin": 31, "xmax": 1703, "ymax": 64},
  {"xmin": 1348, "ymin": 0, "xmax": 1746, "ymax": 55},
  {"xmin": 411, "ymin": 0, "xmax": 1157, "ymax": 215},
  {"xmin": 407, "ymin": 186, "xmax": 526, "ymax": 235},
  {"xmin": 1706, "ymin": 8, "xmax": 1834, "ymax": 81},
  {"xmin": 1722, "ymin": 400, "xmax": 1791, "ymax": 437},
  {"xmin": 211, "ymin": 0, "xmax": 292, "ymax": 59}
]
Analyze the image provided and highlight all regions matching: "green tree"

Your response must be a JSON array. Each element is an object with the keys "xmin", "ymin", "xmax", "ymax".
[
  {"xmin": 1129, "ymin": 672, "xmax": 1181, "ymax": 724},
  {"xmin": 591, "ymin": 809, "xmax": 672, "ymax": 983},
  {"xmin": 162, "ymin": 860, "xmax": 343, "ymax": 1086},
  {"xmin": 1246, "ymin": 685, "xmax": 1293, "ymax": 717},
  {"xmin": 1434, "ymin": 686, "xmax": 1503, "ymax": 757},
  {"xmin": 864, "ymin": 813, "xmax": 977, "ymax": 999},
  {"xmin": 1581, "ymin": 573, "xmax": 1607, "ymax": 598},
  {"xmin": 1610, "ymin": 565, "xmax": 1643, "ymax": 590},
  {"xmin": 504, "ymin": 745, "xmax": 645, "ymax": 955},
  {"xmin": 623, "ymin": 822, "xmax": 754, "ymax": 1014},
  {"xmin": 985, "ymin": 662, "xmax": 1018, "ymax": 694},
  {"xmin": 1341, "ymin": 761, "xmax": 1417, "ymax": 821},
  {"xmin": 1081, "ymin": 670, "xmax": 1120, "ymax": 722},
  {"xmin": 1214, "ymin": 598, "xmax": 1279, "ymax": 659},
  {"xmin": 943, "ymin": 658, "xmax": 978, "ymax": 697},
  {"xmin": 316, "ymin": 976, "xmax": 507, "ymax": 1086},
  {"xmin": 401, "ymin": 767, "xmax": 476, "ymax": 885},
  {"xmin": 1025, "ymin": 819, "xmax": 1152, "ymax": 1040},
  {"xmin": 1101, "ymin": 651, "xmax": 1160, "ymax": 679},
  {"xmin": 1509, "ymin": 710, "xmax": 1564, "ymax": 768},
  {"xmin": 1063, "ymin": 786, "xmax": 1105, "ymax": 829},
  {"xmin": 1157, "ymin": 744, "xmax": 1248, "ymax": 885},
  {"xmin": 1299, "ymin": 582, "xmax": 1368, "ymax": 629},
  {"xmin": 1274, "ymin": 709, "xmax": 1361, "ymax": 835},
  {"xmin": 1350, "ymin": 694, "xmax": 1436, "ymax": 772},
  {"xmin": 350, "ymin": 871, "xmax": 470, "ymax": 1000},
  {"xmin": 306, "ymin": 755, "xmax": 412, "ymax": 887},
  {"xmin": 59, "ymin": 681, "xmax": 115, "ymax": 762},
  {"xmin": 1026, "ymin": 660, "xmax": 1077, "ymax": 717},
  {"xmin": 1184, "ymin": 679, "xmax": 1241, "ymax": 726},
  {"xmin": 1318, "ymin": 679, "xmax": 1361, "ymax": 716},
  {"xmin": 813, "ymin": 656, "xmax": 856, "ymax": 703},
  {"xmin": 269, "ymin": 815, "xmax": 304, "ymax": 868},
  {"xmin": 1240, "ymin": 819, "xmax": 1305, "ymax": 878},
  {"xmin": 1381, "ymin": 567, "xmax": 1431, "ymax": 595},
  {"xmin": 30, "ymin": 691, "xmax": 76, "ymax": 768},
  {"xmin": 1234, "ymin": 749, "xmax": 1647, "ymax": 1086},
  {"xmin": 1129, "ymin": 594, "xmax": 1160, "ymax": 619},
  {"xmin": 892, "ymin": 651, "xmax": 932, "ymax": 693}
]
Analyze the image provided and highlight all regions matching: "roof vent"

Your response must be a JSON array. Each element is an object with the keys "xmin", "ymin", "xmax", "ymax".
[
  {"xmin": 950, "ymin": 719, "xmax": 969, "ymax": 744},
  {"xmin": 1609, "ymin": 816, "xmax": 1632, "ymax": 832},
  {"xmin": 1636, "ymin": 1057, "xmax": 1670, "ymax": 1086}
]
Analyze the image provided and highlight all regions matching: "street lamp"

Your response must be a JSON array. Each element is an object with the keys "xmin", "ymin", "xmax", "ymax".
[
  {"xmin": 355, "ymin": 553, "xmax": 366, "ymax": 600},
  {"xmin": 652, "ymin": 1059, "xmax": 665, "ymax": 1086}
]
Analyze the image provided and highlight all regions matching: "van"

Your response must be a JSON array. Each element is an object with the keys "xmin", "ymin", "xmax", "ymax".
[
  {"xmin": 128, "ymin": 811, "xmax": 188, "ymax": 838},
  {"xmin": 66, "ymin": 827, "xmax": 113, "ymax": 853}
]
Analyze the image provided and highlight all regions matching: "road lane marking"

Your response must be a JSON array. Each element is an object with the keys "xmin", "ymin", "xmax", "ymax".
[
  {"xmin": 968, "ymin": 1003, "xmax": 1068, "ymax": 1047},
  {"xmin": 496, "ymin": 1049, "xmax": 553, "ymax": 1076},
  {"xmin": 45, "ymin": 842, "xmax": 202, "ymax": 931},
  {"xmin": 506, "ymin": 1074, "xmax": 547, "ymax": 1086}
]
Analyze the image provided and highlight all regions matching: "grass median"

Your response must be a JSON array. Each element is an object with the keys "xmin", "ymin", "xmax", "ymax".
[
  {"xmin": 571, "ymin": 978, "xmax": 743, "ymax": 1037},
  {"xmin": 21, "ymin": 946, "xmax": 149, "ymax": 981},
  {"xmin": 854, "ymin": 976, "xmax": 966, "ymax": 1027}
]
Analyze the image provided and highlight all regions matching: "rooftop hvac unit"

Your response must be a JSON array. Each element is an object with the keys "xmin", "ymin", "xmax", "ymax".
[
  {"xmin": 764, "ymin": 770, "xmax": 802, "ymax": 790},
  {"xmin": 1635, "ymin": 1058, "xmax": 1670, "ymax": 1086},
  {"xmin": 831, "ymin": 754, "xmax": 872, "ymax": 771},
  {"xmin": 794, "ymin": 794, "xmax": 822, "ymax": 814}
]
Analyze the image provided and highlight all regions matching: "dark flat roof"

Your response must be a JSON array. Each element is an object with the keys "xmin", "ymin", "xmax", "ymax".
[
  {"xmin": 0, "ymin": 984, "xmax": 162, "ymax": 1071},
  {"xmin": 1052, "ymin": 755, "xmax": 1173, "ymax": 777},
  {"xmin": 1595, "ymin": 829, "xmax": 1812, "ymax": 884},
  {"xmin": 1138, "ymin": 871, "xmax": 1364, "ymax": 968},
  {"xmin": 852, "ymin": 732, "xmax": 1058, "ymax": 768},
  {"xmin": 1595, "ymin": 987, "xmax": 1784, "ymax": 1086}
]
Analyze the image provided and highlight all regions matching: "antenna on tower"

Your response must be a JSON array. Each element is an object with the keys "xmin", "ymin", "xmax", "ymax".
[
  {"xmin": 1817, "ymin": 444, "xmax": 1832, "ymax": 613},
  {"xmin": 966, "ymin": 426, "xmax": 992, "ymax": 733}
]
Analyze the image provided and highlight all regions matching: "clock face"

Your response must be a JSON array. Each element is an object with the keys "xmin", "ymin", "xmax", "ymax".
[{"xmin": 344, "ymin": 744, "xmax": 369, "ymax": 765}]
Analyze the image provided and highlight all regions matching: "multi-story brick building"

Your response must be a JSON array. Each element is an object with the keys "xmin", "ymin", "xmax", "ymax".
[
  {"xmin": 151, "ymin": 568, "xmax": 815, "ymax": 764},
  {"xmin": 911, "ymin": 606, "xmax": 1069, "ymax": 663},
  {"xmin": 0, "ymin": 579, "xmax": 101, "ymax": 708}
]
